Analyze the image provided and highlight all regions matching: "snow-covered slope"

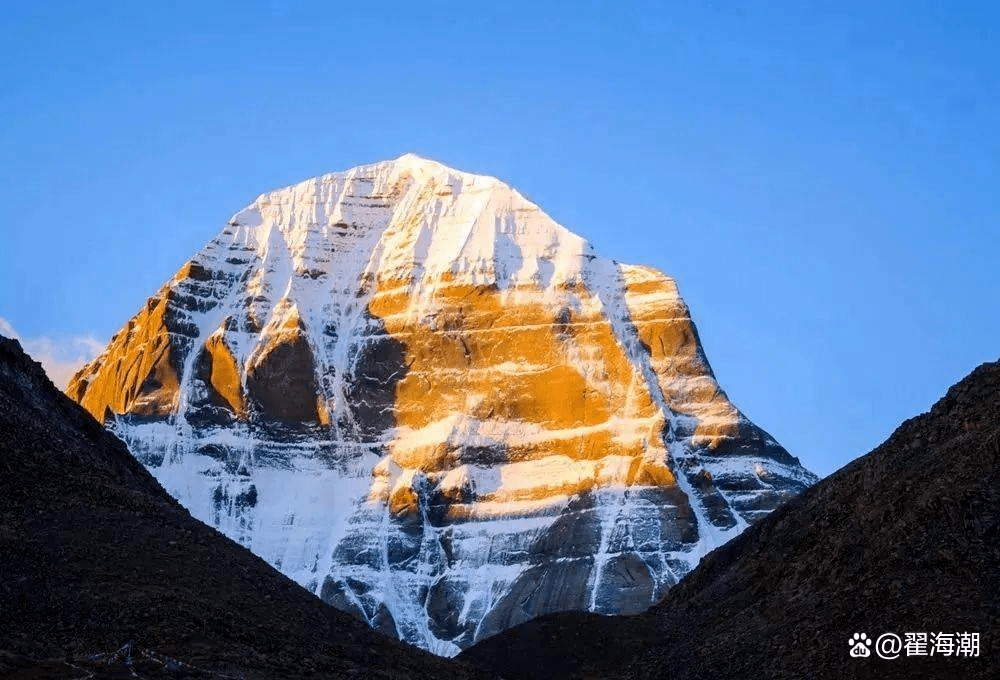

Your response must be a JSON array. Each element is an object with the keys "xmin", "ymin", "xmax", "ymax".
[{"xmin": 68, "ymin": 155, "xmax": 816, "ymax": 655}]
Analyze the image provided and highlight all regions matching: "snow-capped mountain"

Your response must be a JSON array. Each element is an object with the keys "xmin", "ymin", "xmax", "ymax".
[{"xmin": 68, "ymin": 154, "xmax": 816, "ymax": 655}]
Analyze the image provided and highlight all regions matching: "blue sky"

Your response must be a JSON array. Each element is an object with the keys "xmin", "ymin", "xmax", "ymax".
[{"xmin": 1, "ymin": 1, "xmax": 997, "ymax": 476}]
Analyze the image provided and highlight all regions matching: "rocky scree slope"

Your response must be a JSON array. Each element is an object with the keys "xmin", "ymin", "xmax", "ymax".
[
  {"xmin": 461, "ymin": 359, "xmax": 1000, "ymax": 680},
  {"xmin": 0, "ymin": 337, "xmax": 486, "ymax": 680},
  {"xmin": 68, "ymin": 154, "xmax": 816, "ymax": 654}
]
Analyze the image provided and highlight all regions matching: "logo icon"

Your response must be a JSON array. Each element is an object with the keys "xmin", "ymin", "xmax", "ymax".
[
  {"xmin": 876, "ymin": 633, "xmax": 902, "ymax": 659},
  {"xmin": 849, "ymin": 633, "xmax": 872, "ymax": 657}
]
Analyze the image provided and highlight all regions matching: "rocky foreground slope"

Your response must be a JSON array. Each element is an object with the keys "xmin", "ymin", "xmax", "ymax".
[
  {"xmin": 462, "ymin": 360, "xmax": 1000, "ymax": 679},
  {"xmin": 68, "ymin": 154, "xmax": 815, "ymax": 653},
  {"xmin": 0, "ymin": 337, "xmax": 483, "ymax": 679}
]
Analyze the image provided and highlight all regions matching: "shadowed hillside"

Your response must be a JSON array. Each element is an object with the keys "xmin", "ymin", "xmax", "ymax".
[
  {"xmin": 0, "ymin": 337, "xmax": 485, "ymax": 679},
  {"xmin": 462, "ymin": 360, "xmax": 1000, "ymax": 679}
]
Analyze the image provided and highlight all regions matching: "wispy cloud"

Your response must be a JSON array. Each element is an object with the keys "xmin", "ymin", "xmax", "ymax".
[{"xmin": 0, "ymin": 317, "xmax": 104, "ymax": 390}]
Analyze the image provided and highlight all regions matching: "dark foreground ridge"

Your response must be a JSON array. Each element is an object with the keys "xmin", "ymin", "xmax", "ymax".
[
  {"xmin": 0, "ymin": 337, "xmax": 484, "ymax": 679},
  {"xmin": 462, "ymin": 360, "xmax": 1000, "ymax": 679}
]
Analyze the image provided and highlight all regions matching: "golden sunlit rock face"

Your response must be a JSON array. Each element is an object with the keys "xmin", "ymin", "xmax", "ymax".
[
  {"xmin": 68, "ymin": 281, "xmax": 185, "ymax": 420},
  {"xmin": 196, "ymin": 331, "xmax": 245, "ymax": 418},
  {"xmin": 365, "ymin": 277, "xmax": 673, "ymax": 516},
  {"xmin": 68, "ymin": 155, "xmax": 816, "ymax": 655}
]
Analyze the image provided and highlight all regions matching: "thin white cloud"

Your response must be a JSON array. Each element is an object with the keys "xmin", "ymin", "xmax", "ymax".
[
  {"xmin": 0, "ymin": 317, "xmax": 104, "ymax": 390},
  {"xmin": 0, "ymin": 317, "xmax": 16, "ymax": 338}
]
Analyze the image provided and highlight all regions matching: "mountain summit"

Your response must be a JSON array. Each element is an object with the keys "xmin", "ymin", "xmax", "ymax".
[{"xmin": 68, "ymin": 156, "xmax": 816, "ymax": 654}]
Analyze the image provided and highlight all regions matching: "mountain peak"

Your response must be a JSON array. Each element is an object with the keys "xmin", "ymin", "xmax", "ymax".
[
  {"xmin": 248, "ymin": 154, "xmax": 505, "ymax": 214},
  {"xmin": 68, "ymin": 159, "xmax": 816, "ymax": 655},
  {"xmin": 390, "ymin": 151, "xmax": 450, "ymax": 170},
  {"xmin": 222, "ymin": 156, "xmax": 586, "ymax": 297}
]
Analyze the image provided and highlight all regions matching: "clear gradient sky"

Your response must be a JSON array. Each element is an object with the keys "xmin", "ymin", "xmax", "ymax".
[{"xmin": 1, "ymin": 1, "xmax": 997, "ymax": 476}]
